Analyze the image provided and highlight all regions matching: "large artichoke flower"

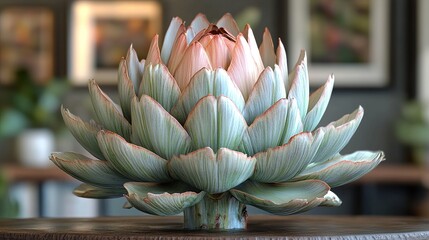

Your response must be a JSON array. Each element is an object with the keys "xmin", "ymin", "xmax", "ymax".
[{"xmin": 51, "ymin": 13, "xmax": 384, "ymax": 229}]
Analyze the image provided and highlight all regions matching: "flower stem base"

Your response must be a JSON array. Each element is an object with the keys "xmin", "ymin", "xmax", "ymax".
[{"xmin": 183, "ymin": 192, "xmax": 247, "ymax": 230}]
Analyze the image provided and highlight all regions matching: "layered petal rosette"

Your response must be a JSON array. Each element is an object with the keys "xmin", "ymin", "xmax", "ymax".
[{"xmin": 51, "ymin": 13, "xmax": 384, "ymax": 230}]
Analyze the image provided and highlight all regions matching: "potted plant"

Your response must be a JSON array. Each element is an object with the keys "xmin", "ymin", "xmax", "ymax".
[{"xmin": 0, "ymin": 69, "xmax": 68, "ymax": 167}]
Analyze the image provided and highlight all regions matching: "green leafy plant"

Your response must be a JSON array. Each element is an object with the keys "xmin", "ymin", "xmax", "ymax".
[
  {"xmin": 51, "ymin": 13, "xmax": 384, "ymax": 229},
  {"xmin": 0, "ymin": 69, "xmax": 68, "ymax": 138}
]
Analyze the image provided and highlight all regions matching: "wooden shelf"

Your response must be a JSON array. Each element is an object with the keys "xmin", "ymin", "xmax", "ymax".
[
  {"xmin": 2, "ymin": 164, "xmax": 429, "ymax": 187},
  {"xmin": 2, "ymin": 165, "xmax": 74, "ymax": 183},
  {"xmin": 356, "ymin": 164, "xmax": 429, "ymax": 186}
]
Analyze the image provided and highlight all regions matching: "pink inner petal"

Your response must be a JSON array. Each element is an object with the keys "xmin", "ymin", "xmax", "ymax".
[
  {"xmin": 174, "ymin": 42, "xmax": 213, "ymax": 91},
  {"xmin": 205, "ymin": 35, "xmax": 231, "ymax": 69}
]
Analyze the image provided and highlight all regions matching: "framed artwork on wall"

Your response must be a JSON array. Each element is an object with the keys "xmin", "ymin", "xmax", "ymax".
[
  {"xmin": 288, "ymin": 0, "xmax": 390, "ymax": 88},
  {"xmin": 68, "ymin": 1, "xmax": 162, "ymax": 85},
  {"xmin": 0, "ymin": 7, "xmax": 54, "ymax": 85}
]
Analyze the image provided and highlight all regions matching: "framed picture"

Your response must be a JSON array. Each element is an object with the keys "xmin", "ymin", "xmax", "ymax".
[
  {"xmin": 0, "ymin": 7, "xmax": 54, "ymax": 85},
  {"xmin": 288, "ymin": 0, "xmax": 390, "ymax": 88},
  {"xmin": 69, "ymin": 1, "xmax": 162, "ymax": 85}
]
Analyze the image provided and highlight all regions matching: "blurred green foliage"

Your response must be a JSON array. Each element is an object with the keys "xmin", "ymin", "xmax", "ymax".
[
  {"xmin": 0, "ymin": 171, "xmax": 18, "ymax": 218},
  {"xmin": 396, "ymin": 101, "xmax": 429, "ymax": 165},
  {"xmin": 396, "ymin": 101, "xmax": 429, "ymax": 147},
  {"xmin": 0, "ymin": 69, "xmax": 69, "ymax": 138}
]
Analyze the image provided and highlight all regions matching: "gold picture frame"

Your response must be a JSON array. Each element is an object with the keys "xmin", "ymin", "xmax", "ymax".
[{"xmin": 68, "ymin": 1, "xmax": 162, "ymax": 85}]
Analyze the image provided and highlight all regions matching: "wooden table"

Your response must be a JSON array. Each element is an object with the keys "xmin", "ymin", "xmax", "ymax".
[{"xmin": 1, "ymin": 216, "xmax": 429, "ymax": 239}]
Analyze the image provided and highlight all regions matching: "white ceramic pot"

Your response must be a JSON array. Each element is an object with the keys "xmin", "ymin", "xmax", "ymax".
[{"xmin": 16, "ymin": 129, "xmax": 55, "ymax": 167}]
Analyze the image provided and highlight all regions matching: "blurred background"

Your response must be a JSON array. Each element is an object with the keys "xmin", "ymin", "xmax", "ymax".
[{"xmin": 0, "ymin": 0, "xmax": 428, "ymax": 218}]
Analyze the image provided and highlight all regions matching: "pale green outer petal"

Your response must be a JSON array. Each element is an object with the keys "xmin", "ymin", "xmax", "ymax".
[
  {"xmin": 169, "ymin": 147, "xmax": 256, "ymax": 194},
  {"xmin": 216, "ymin": 13, "xmax": 240, "ymax": 36},
  {"xmin": 241, "ymin": 100, "xmax": 288, "ymax": 156},
  {"xmin": 230, "ymin": 180, "xmax": 330, "ymax": 215},
  {"xmin": 161, "ymin": 17, "xmax": 183, "ymax": 64},
  {"xmin": 293, "ymin": 151, "xmax": 385, "ymax": 187},
  {"xmin": 184, "ymin": 96, "xmax": 247, "ymax": 151},
  {"xmin": 130, "ymin": 127, "xmax": 142, "ymax": 146},
  {"xmin": 97, "ymin": 130, "xmax": 171, "ymax": 182},
  {"xmin": 303, "ymin": 74, "xmax": 334, "ymax": 132},
  {"xmin": 259, "ymin": 28, "xmax": 276, "ymax": 68},
  {"xmin": 276, "ymin": 39, "xmax": 288, "ymax": 91},
  {"xmin": 125, "ymin": 45, "xmax": 143, "ymax": 92},
  {"xmin": 88, "ymin": 80, "xmax": 131, "ymax": 141},
  {"xmin": 124, "ymin": 182, "xmax": 205, "ymax": 216},
  {"xmin": 61, "ymin": 106, "xmax": 104, "ymax": 160},
  {"xmin": 171, "ymin": 68, "xmax": 245, "ymax": 124},
  {"xmin": 73, "ymin": 183, "xmax": 126, "ymax": 199},
  {"xmin": 131, "ymin": 95, "xmax": 192, "ymax": 160},
  {"xmin": 320, "ymin": 191, "xmax": 342, "ymax": 207},
  {"xmin": 243, "ymin": 66, "xmax": 286, "ymax": 124},
  {"xmin": 228, "ymin": 34, "xmax": 260, "ymax": 101},
  {"xmin": 50, "ymin": 152, "xmax": 129, "ymax": 187},
  {"xmin": 251, "ymin": 132, "xmax": 323, "ymax": 183},
  {"xmin": 169, "ymin": 102, "xmax": 187, "ymax": 126},
  {"xmin": 282, "ymin": 99, "xmax": 304, "ymax": 145},
  {"xmin": 118, "ymin": 58, "xmax": 136, "ymax": 122},
  {"xmin": 139, "ymin": 63, "xmax": 180, "ymax": 112},
  {"xmin": 241, "ymin": 98, "xmax": 303, "ymax": 156},
  {"xmin": 285, "ymin": 198, "xmax": 327, "ymax": 215},
  {"xmin": 288, "ymin": 50, "xmax": 309, "ymax": 121},
  {"xmin": 311, "ymin": 106, "xmax": 364, "ymax": 163}
]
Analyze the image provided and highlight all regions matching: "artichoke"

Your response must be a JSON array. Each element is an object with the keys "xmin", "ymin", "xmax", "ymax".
[{"xmin": 51, "ymin": 13, "xmax": 384, "ymax": 229}]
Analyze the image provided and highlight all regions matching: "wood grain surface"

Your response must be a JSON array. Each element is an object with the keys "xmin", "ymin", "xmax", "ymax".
[{"xmin": 1, "ymin": 215, "xmax": 429, "ymax": 239}]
